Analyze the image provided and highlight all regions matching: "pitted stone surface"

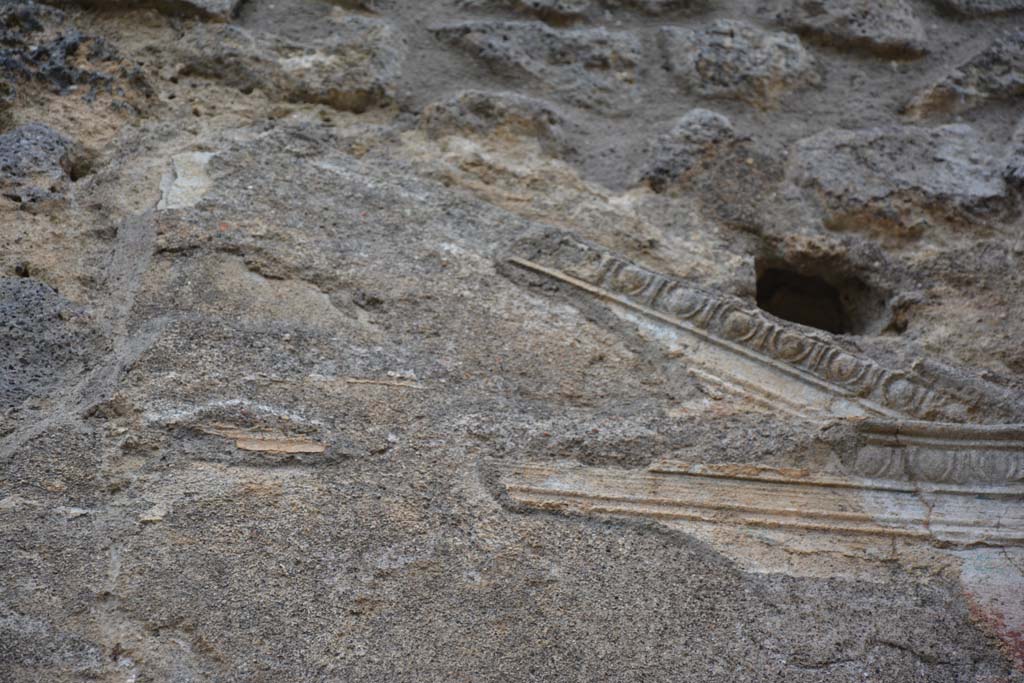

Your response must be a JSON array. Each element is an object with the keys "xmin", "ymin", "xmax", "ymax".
[
  {"xmin": 780, "ymin": 0, "xmax": 928, "ymax": 58},
  {"xmin": 641, "ymin": 108, "xmax": 735, "ymax": 192},
  {"xmin": 612, "ymin": 0, "xmax": 694, "ymax": 12},
  {"xmin": 0, "ymin": 124, "xmax": 77, "ymax": 207},
  {"xmin": 177, "ymin": 17, "xmax": 405, "ymax": 112},
  {"xmin": 0, "ymin": 1, "xmax": 150, "ymax": 106},
  {"xmin": 421, "ymin": 89, "xmax": 576, "ymax": 158},
  {"xmin": 461, "ymin": 0, "xmax": 696, "ymax": 20},
  {"xmin": 927, "ymin": 0, "xmax": 1024, "ymax": 15},
  {"xmin": 459, "ymin": 0, "xmax": 593, "ymax": 21},
  {"xmin": 38, "ymin": 0, "xmax": 243, "ymax": 20},
  {"xmin": 659, "ymin": 20, "xmax": 820, "ymax": 107},
  {"xmin": 433, "ymin": 21, "xmax": 642, "ymax": 112},
  {"xmin": 788, "ymin": 124, "xmax": 1011, "ymax": 239},
  {"xmin": 905, "ymin": 30, "xmax": 1024, "ymax": 117},
  {"xmin": 0, "ymin": 277, "xmax": 97, "ymax": 420}
]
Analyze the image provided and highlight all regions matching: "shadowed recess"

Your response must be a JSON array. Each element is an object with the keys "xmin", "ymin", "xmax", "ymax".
[{"xmin": 755, "ymin": 266, "xmax": 848, "ymax": 334}]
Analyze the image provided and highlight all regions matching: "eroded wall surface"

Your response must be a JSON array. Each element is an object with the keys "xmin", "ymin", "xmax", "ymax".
[{"xmin": 2, "ymin": 0, "xmax": 1024, "ymax": 680}]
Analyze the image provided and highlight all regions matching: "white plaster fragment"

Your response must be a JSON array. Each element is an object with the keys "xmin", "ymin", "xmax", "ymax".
[{"xmin": 158, "ymin": 152, "xmax": 216, "ymax": 210}]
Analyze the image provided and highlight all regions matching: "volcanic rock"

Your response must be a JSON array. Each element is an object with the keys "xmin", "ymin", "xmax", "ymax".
[
  {"xmin": 0, "ymin": 124, "xmax": 79, "ymax": 209},
  {"xmin": 433, "ymin": 21, "xmax": 642, "ymax": 112},
  {"xmin": 659, "ymin": 20, "xmax": 820, "ymax": 107},
  {"xmin": 780, "ymin": 0, "xmax": 928, "ymax": 58},
  {"xmin": 926, "ymin": 0, "xmax": 1024, "ymax": 15},
  {"xmin": 37, "ymin": 0, "xmax": 243, "ymax": 20},
  {"xmin": 905, "ymin": 30, "xmax": 1024, "ymax": 117},
  {"xmin": 641, "ymin": 108, "xmax": 735, "ymax": 192},
  {"xmin": 176, "ymin": 17, "xmax": 405, "ymax": 112},
  {"xmin": 788, "ymin": 124, "xmax": 1012, "ymax": 239}
]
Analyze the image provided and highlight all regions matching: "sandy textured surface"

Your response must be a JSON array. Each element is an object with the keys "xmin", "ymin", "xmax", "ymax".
[{"xmin": 2, "ymin": 0, "xmax": 1024, "ymax": 680}]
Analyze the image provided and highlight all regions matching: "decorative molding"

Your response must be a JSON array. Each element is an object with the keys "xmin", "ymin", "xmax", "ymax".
[
  {"xmin": 850, "ymin": 419, "xmax": 1024, "ymax": 485},
  {"xmin": 506, "ymin": 236, "xmax": 1019, "ymax": 424},
  {"xmin": 499, "ymin": 236, "xmax": 1024, "ymax": 550},
  {"xmin": 496, "ymin": 460, "xmax": 1024, "ymax": 548}
]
